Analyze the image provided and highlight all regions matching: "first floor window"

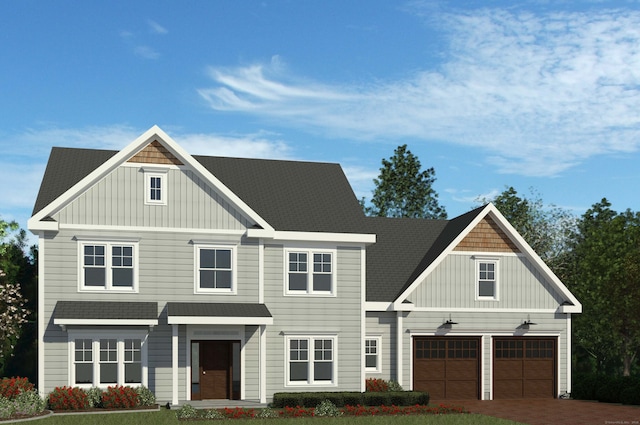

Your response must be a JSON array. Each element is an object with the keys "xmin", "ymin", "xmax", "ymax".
[
  {"xmin": 71, "ymin": 334, "xmax": 145, "ymax": 387},
  {"xmin": 74, "ymin": 339, "xmax": 93, "ymax": 384},
  {"xmin": 287, "ymin": 336, "xmax": 336, "ymax": 385},
  {"xmin": 365, "ymin": 338, "xmax": 380, "ymax": 372}
]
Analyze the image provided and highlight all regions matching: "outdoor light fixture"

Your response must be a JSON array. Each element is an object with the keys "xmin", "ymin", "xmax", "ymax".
[
  {"xmin": 522, "ymin": 315, "xmax": 537, "ymax": 326},
  {"xmin": 444, "ymin": 314, "xmax": 458, "ymax": 325}
]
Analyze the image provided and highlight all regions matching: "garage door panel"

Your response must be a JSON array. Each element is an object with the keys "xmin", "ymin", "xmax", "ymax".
[
  {"xmin": 414, "ymin": 359, "xmax": 445, "ymax": 380},
  {"xmin": 494, "ymin": 360, "xmax": 522, "ymax": 380},
  {"xmin": 494, "ymin": 380, "xmax": 523, "ymax": 399},
  {"xmin": 493, "ymin": 338, "xmax": 556, "ymax": 399},
  {"xmin": 413, "ymin": 337, "xmax": 480, "ymax": 400}
]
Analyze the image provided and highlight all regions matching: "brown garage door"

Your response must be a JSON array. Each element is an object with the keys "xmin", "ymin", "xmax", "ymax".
[
  {"xmin": 413, "ymin": 337, "xmax": 480, "ymax": 399},
  {"xmin": 493, "ymin": 337, "xmax": 556, "ymax": 399}
]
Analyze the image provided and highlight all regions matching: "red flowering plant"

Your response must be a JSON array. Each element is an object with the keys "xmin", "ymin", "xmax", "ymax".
[
  {"xmin": 101, "ymin": 385, "xmax": 139, "ymax": 409},
  {"xmin": 47, "ymin": 387, "xmax": 90, "ymax": 410},
  {"xmin": 365, "ymin": 378, "xmax": 389, "ymax": 392},
  {"xmin": 0, "ymin": 377, "xmax": 34, "ymax": 400},
  {"xmin": 279, "ymin": 405, "xmax": 315, "ymax": 418},
  {"xmin": 222, "ymin": 407, "xmax": 256, "ymax": 419}
]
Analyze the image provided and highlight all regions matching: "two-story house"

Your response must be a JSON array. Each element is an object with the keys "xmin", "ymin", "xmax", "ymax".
[{"xmin": 29, "ymin": 126, "xmax": 581, "ymax": 404}]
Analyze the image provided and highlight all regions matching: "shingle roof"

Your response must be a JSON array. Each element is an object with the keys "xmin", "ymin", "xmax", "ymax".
[
  {"xmin": 167, "ymin": 302, "xmax": 272, "ymax": 318},
  {"xmin": 54, "ymin": 301, "xmax": 158, "ymax": 320},
  {"xmin": 32, "ymin": 148, "xmax": 365, "ymax": 233},
  {"xmin": 361, "ymin": 206, "xmax": 485, "ymax": 302}
]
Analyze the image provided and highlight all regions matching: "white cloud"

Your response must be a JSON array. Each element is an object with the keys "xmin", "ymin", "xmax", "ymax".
[
  {"xmin": 134, "ymin": 45, "xmax": 160, "ymax": 60},
  {"xmin": 147, "ymin": 19, "xmax": 168, "ymax": 35},
  {"xmin": 198, "ymin": 7, "xmax": 640, "ymax": 177}
]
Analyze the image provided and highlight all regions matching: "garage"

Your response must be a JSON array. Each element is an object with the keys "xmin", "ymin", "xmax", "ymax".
[
  {"xmin": 493, "ymin": 337, "xmax": 556, "ymax": 399},
  {"xmin": 413, "ymin": 337, "xmax": 480, "ymax": 399}
]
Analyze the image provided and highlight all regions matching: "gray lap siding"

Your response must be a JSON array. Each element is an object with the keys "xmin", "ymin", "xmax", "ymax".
[{"xmin": 263, "ymin": 245, "xmax": 363, "ymax": 399}]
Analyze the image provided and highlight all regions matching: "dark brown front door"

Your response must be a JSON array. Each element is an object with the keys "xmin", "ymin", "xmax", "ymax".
[
  {"xmin": 413, "ymin": 337, "xmax": 480, "ymax": 400},
  {"xmin": 191, "ymin": 340, "xmax": 240, "ymax": 400},
  {"xmin": 493, "ymin": 337, "xmax": 556, "ymax": 399}
]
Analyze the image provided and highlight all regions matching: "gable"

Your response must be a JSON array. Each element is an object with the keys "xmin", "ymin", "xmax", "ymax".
[
  {"xmin": 128, "ymin": 140, "xmax": 184, "ymax": 166},
  {"xmin": 53, "ymin": 165, "xmax": 255, "ymax": 230},
  {"xmin": 454, "ymin": 216, "xmax": 520, "ymax": 253}
]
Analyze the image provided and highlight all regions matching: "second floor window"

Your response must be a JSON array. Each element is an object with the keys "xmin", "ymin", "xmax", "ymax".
[
  {"xmin": 144, "ymin": 169, "xmax": 168, "ymax": 205},
  {"xmin": 195, "ymin": 246, "xmax": 235, "ymax": 293},
  {"xmin": 81, "ymin": 242, "xmax": 137, "ymax": 291},
  {"xmin": 477, "ymin": 259, "xmax": 498, "ymax": 300},
  {"xmin": 286, "ymin": 250, "xmax": 334, "ymax": 295}
]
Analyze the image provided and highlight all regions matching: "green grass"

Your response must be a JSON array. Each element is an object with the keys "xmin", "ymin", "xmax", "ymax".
[{"xmin": 35, "ymin": 408, "xmax": 526, "ymax": 425}]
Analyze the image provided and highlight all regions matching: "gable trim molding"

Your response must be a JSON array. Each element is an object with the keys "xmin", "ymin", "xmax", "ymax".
[
  {"xmin": 28, "ymin": 125, "xmax": 274, "ymax": 232},
  {"xmin": 393, "ymin": 204, "xmax": 582, "ymax": 313}
]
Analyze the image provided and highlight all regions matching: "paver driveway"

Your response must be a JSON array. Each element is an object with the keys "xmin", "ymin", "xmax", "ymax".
[{"xmin": 446, "ymin": 399, "xmax": 640, "ymax": 425}]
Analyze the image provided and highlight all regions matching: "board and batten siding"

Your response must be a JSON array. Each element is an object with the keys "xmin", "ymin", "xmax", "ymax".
[
  {"xmin": 407, "ymin": 253, "xmax": 566, "ymax": 310},
  {"xmin": 263, "ymin": 244, "xmax": 363, "ymax": 399},
  {"xmin": 400, "ymin": 311, "xmax": 569, "ymax": 398},
  {"xmin": 53, "ymin": 166, "xmax": 253, "ymax": 230}
]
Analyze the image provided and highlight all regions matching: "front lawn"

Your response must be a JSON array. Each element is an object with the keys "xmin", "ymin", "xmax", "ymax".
[{"xmin": 34, "ymin": 408, "xmax": 526, "ymax": 425}]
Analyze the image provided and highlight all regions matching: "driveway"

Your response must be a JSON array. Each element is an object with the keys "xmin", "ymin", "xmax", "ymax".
[{"xmin": 445, "ymin": 399, "xmax": 640, "ymax": 425}]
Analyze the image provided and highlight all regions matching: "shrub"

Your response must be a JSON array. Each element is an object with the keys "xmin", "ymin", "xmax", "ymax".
[
  {"xmin": 0, "ymin": 397, "xmax": 15, "ymax": 419},
  {"xmin": 202, "ymin": 408, "xmax": 225, "ymax": 419},
  {"xmin": 0, "ymin": 377, "xmax": 34, "ymax": 399},
  {"xmin": 48, "ymin": 386, "xmax": 90, "ymax": 410},
  {"xmin": 256, "ymin": 406, "xmax": 279, "ymax": 418},
  {"xmin": 12, "ymin": 390, "xmax": 46, "ymax": 417},
  {"xmin": 273, "ymin": 391, "xmax": 429, "ymax": 408},
  {"xmin": 572, "ymin": 373, "xmax": 600, "ymax": 400},
  {"xmin": 136, "ymin": 386, "xmax": 156, "ymax": 406},
  {"xmin": 86, "ymin": 387, "xmax": 103, "ymax": 408},
  {"xmin": 315, "ymin": 399, "xmax": 342, "ymax": 417},
  {"xmin": 620, "ymin": 385, "xmax": 640, "ymax": 405},
  {"xmin": 175, "ymin": 403, "xmax": 199, "ymax": 420},
  {"xmin": 366, "ymin": 378, "xmax": 389, "ymax": 392},
  {"xmin": 102, "ymin": 385, "xmax": 139, "ymax": 409},
  {"xmin": 387, "ymin": 380, "xmax": 404, "ymax": 392}
]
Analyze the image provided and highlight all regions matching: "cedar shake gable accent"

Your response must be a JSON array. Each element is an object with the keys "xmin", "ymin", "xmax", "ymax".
[
  {"xmin": 454, "ymin": 215, "xmax": 520, "ymax": 253},
  {"xmin": 128, "ymin": 140, "xmax": 183, "ymax": 165}
]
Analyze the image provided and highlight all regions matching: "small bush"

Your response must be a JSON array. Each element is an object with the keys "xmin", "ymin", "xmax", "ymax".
[
  {"xmin": 366, "ymin": 378, "xmax": 389, "ymax": 392},
  {"xmin": 12, "ymin": 390, "xmax": 46, "ymax": 417},
  {"xmin": 175, "ymin": 403, "xmax": 199, "ymax": 420},
  {"xmin": 0, "ymin": 397, "xmax": 15, "ymax": 419},
  {"xmin": 315, "ymin": 399, "xmax": 342, "ymax": 417},
  {"xmin": 620, "ymin": 385, "xmax": 640, "ymax": 405},
  {"xmin": 572, "ymin": 373, "xmax": 600, "ymax": 400},
  {"xmin": 136, "ymin": 386, "xmax": 156, "ymax": 406},
  {"xmin": 0, "ymin": 377, "xmax": 34, "ymax": 399},
  {"xmin": 256, "ymin": 407, "xmax": 279, "ymax": 418},
  {"xmin": 86, "ymin": 387, "xmax": 103, "ymax": 408},
  {"xmin": 102, "ymin": 385, "xmax": 139, "ymax": 409},
  {"xmin": 202, "ymin": 408, "xmax": 225, "ymax": 419},
  {"xmin": 387, "ymin": 380, "xmax": 404, "ymax": 392},
  {"xmin": 48, "ymin": 386, "xmax": 90, "ymax": 410}
]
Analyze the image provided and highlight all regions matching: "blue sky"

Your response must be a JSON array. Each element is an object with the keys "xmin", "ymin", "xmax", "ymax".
[{"xmin": 2, "ymin": 0, "xmax": 640, "ymax": 239}]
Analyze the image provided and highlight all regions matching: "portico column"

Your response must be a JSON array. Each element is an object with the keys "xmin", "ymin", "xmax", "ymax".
[{"xmin": 172, "ymin": 324, "xmax": 179, "ymax": 406}]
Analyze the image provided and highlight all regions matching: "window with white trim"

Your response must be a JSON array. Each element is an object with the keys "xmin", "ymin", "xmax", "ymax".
[
  {"xmin": 195, "ymin": 245, "xmax": 235, "ymax": 293},
  {"xmin": 365, "ymin": 337, "xmax": 381, "ymax": 372},
  {"xmin": 286, "ymin": 336, "xmax": 336, "ymax": 385},
  {"xmin": 477, "ymin": 259, "xmax": 498, "ymax": 300},
  {"xmin": 144, "ymin": 171, "xmax": 167, "ymax": 205},
  {"xmin": 286, "ymin": 250, "xmax": 335, "ymax": 295},
  {"xmin": 80, "ymin": 242, "xmax": 138, "ymax": 291},
  {"xmin": 70, "ymin": 333, "xmax": 146, "ymax": 387}
]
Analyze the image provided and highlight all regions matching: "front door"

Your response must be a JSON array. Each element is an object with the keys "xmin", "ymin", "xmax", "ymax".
[{"xmin": 191, "ymin": 340, "xmax": 240, "ymax": 400}]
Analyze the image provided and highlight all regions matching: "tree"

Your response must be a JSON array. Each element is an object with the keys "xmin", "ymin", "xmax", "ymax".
[
  {"xmin": 366, "ymin": 144, "xmax": 447, "ymax": 219},
  {"xmin": 566, "ymin": 199, "xmax": 640, "ymax": 376},
  {"xmin": 478, "ymin": 187, "xmax": 576, "ymax": 274},
  {"xmin": 0, "ymin": 218, "xmax": 35, "ymax": 378}
]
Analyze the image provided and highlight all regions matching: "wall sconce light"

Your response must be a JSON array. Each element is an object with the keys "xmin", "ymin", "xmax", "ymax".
[
  {"xmin": 521, "ymin": 315, "xmax": 537, "ymax": 329},
  {"xmin": 444, "ymin": 314, "xmax": 458, "ymax": 326}
]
